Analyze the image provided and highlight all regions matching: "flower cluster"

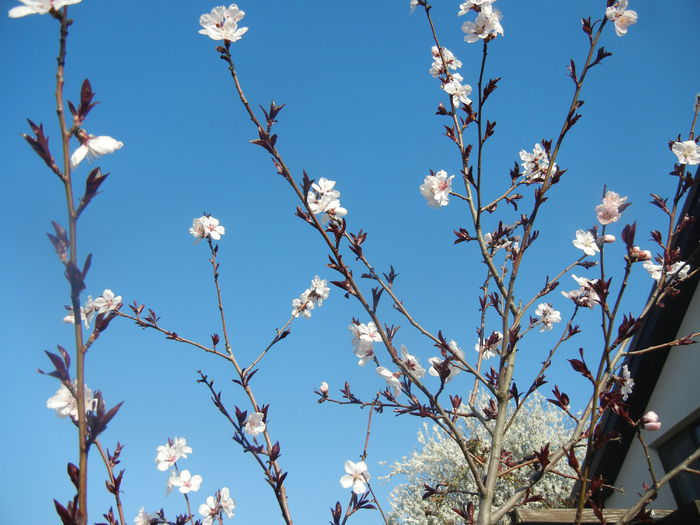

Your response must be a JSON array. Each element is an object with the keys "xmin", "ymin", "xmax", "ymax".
[
  {"xmin": 460, "ymin": 1, "xmax": 504, "ymax": 43},
  {"xmin": 62, "ymin": 289, "xmax": 122, "ymax": 328},
  {"xmin": 605, "ymin": 0, "xmax": 638, "ymax": 37},
  {"xmin": 595, "ymin": 190, "xmax": 628, "ymax": 225},
  {"xmin": 419, "ymin": 169, "xmax": 454, "ymax": 208},
  {"xmin": 199, "ymin": 4, "xmax": 249, "ymax": 42},
  {"xmin": 428, "ymin": 46, "xmax": 462, "ymax": 78},
  {"xmin": 46, "ymin": 381, "xmax": 98, "ymax": 420},
  {"xmin": 190, "ymin": 215, "xmax": 225, "ymax": 240},
  {"xmin": 340, "ymin": 460, "xmax": 371, "ymax": 495},
  {"xmin": 8, "ymin": 0, "xmax": 82, "ymax": 18},
  {"xmin": 349, "ymin": 320, "xmax": 382, "ymax": 366},
  {"xmin": 306, "ymin": 177, "xmax": 347, "ymax": 223},
  {"xmin": 199, "ymin": 488, "xmax": 236, "ymax": 525},
  {"xmin": 291, "ymin": 275, "xmax": 330, "ymax": 319},
  {"xmin": 561, "ymin": 274, "xmax": 600, "ymax": 308},
  {"xmin": 156, "ymin": 437, "xmax": 193, "ymax": 471},
  {"xmin": 672, "ymin": 140, "xmax": 700, "ymax": 165},
  {"xmin": 535, "ymin": 303, "xmax": 562, "ymax": 331},
  {"xmin": 643, "ymin": 260, "xmax": 689, "ymax": 282},
  {"xmin": 519, "ymin": 143, "xmax": 555, "ymax": 183}
]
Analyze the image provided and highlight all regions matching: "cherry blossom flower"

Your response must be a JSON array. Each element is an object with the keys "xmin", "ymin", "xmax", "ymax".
[
  {"xmin": 442, "ymin": 78, "xmax": 472, "ymax": 107},
  {"xmin": 458, "ymin": 0, "xmax": 494, "ymax": 16},
  {"xmin": 605, "ymin": 0, "xmax": 637, "ymax": 37},
  {"xmin": 620, "ymin": 364, "xmax": 634, "ymax": 401},
  {"xmin": 400, "ymin": 345, "xmax": 426, "ymax": 378},
  {"xmin": 63, "ymin": 295, "xmax": 96, "ymax": 329},
  {"xmin": 306, "ymin": 177, "xmax": 347, "ymax": 223},
  {"xmin": 93, "ymin": 289, "xmax": 122, "ymax": 315},
  {"xmin": 474, "ymin": 332, "xmax": 502, "ymax": 360},
  {"xmin": 409, "ymin": 0, "xmax": 419, "ymax": 11},
  {"xmin": 420, "ymin": 170, "xmax": 454, "ymax": 208},
  {"xmin": 190, "ymin": 215, "xmax": 226, "ymax": 241},
  {"xmin": 47, "ymin": 381, "xmax": 97, "ymax": 419},
  {"xmin": 156, "ymin": 437, "xmax": 192, "ymax": 471},
  {"xmin": 350, "ymin": 321, "xmax": 382, "ymax": 366},
  {"xmin": 595, "ymin": 190, "xmax": 627, "ymax": 225},
  {"xmin": 561, "ymin": 275, "xmax": 600, "ymax": 308},
  {"xmin": 535, "ymin": 303, "xmax": 561, "ymax": 331},
  {"xmin": 429, "ymin": 340, "xmax": 465, "ymax": 380},
  {"xmin": 573, "ymin": 230, "xmax": 600, "ymax": 257},
  {"xmin": 244, "ymin": 412, "xmax": 266, "ymax": 437},
  {"xmin": 429, "ymin": 46, "xmax": 462, "ymax": 78},
  {"xmin": 291, "ymin": 290, "xmax": 314, "ymax": 319},
  {"xmin": 377, "ymin": 367, "xmax": 402, "ymax": 398},
  {"xmin": 308, "ymin": 275, "xmax": 330, "ymax": 306},
  {"xmin": 643, "ymin": 260, "xmax": 689, "ymax": 282},
  {"xmin": 340, "ymin": 460, "xmax": 371, "ymax": 494},
  {"xmin": 169, "ymin": 470, "xmax": 203, "ymax": 494},
  {"xmin": 199, "ymin": 4, "xmax": 249, "ymax": 42},
  {"xmin": 134, "ymin": 507, "xmax": 158, "ymax": 525},
  {"xmin": 641, "ymin": 411, "xmax": 661, "ymax": 431},
  {"xmin": 70, "ymin": 135, "xmax": 123, "ymax": 168},
  {"xmin": 519, "ymin": 143, "xmax": 555, "ymax": 183},
  {"xmin": 199, "ymin": 488, "xmax": 236, "ymax": 525},
  {"xmin": 319, "ymin": 381, "xmax": 329, "ymax": 396},
  {"xmin": 671, "ymin": 140, "xmax": 700, "ymax": 165},
  {"xmin": 8, "ymin": 0, "xmax": 82, "ymax": 18},
  {"xmin": 462, "ymin": 4, "xmax": 503, "ymax": 43}
]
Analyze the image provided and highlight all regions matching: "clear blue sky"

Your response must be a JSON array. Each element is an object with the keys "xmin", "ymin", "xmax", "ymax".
[{"xmin": 1, "ymin": 1, "xmax": 698, "ymax": 523}]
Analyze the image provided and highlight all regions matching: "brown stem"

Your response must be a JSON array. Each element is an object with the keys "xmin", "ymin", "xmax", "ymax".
[{"xmin": 94, "ymin": 440, "xmax": 126, "ymax": 525}]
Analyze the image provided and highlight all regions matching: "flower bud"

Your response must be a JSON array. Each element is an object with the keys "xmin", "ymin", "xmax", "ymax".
[
  {"xmin": 641, "ymin": 410, "xmax": 661, "ymax": 431},
  {"xmin": 629, "ymin": 246, "xmax": 652, "ymax": 262},
  {"xmin": 319, "ymin": 381, "xmax": 329, "ymax": 396}
]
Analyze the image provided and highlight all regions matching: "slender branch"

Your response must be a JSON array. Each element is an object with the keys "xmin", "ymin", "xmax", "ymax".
[{"xmin": 94, "ymin": 440, "xmax": 126, "ymax": 525}]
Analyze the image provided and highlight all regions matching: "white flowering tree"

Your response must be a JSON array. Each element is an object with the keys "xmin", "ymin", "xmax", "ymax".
[{"xmin": 9, "ymin": 1, "xmax": 700, "ymax": 525}]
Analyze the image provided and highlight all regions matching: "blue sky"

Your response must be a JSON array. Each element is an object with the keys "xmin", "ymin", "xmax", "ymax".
[{"xmin": 1, "ymin": 1, "xmax": 699, "ymax": 524}]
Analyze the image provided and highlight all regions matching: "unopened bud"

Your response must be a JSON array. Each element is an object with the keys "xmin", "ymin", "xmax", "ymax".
[
  {"xmin": 629, "ymin": 246, "xmax": 652, "ymax": 262},
  {"xmin": 641, "ymin": 410, "xmax": 661, "ymax": 431},
  {"xmin": 319, "ymin": 381, "xmax": 329, "ymax": 396}
]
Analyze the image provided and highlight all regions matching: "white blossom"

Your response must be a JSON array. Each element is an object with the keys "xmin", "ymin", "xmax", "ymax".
[
  {"xmin": 340, "ymin": 460, "xmax": 370, "ymax": 495},
  {"xmin": 169, "ymin": 469, "xmax": 203, "ymax": 494},
  {"xmin": 93, "ymin": 289, "xmax": 122, "ymax": 315},
  {"xmin": 350, "ymin": 321, "xmax": 382, "ymax": 366},
  {"xmin": 419, "ymin": 170, "xmax": 454, "ymax": 208},
  {"xmin": 643, "ymin": 260, "xmax": 689, "ymax": 282},
  {"xmin": 400, "ymin": 345, "xmax": 426, "ymax": 378},
  {"xmin": 46, "ymin": 381, "xmax": 97, "ymax": 419},
  {"xmin": 474, "ymin": 331, "xmax": 502, "ymax": 360},
  {"xmin": 519, "ymin": 143, "xmax": 555, "ymax": 183},
  {"xmin": 190, "ymin": 215, "xmax": 225, "ymax": 241},
  {"xmin": 134, "ymin": 507, "xmax": 157, "ymax": 525},
  {"xmin": 620, "ymin": 364, "xmax": 634, "ymax": 401},
  {"xmin": 442, "ymin": 78, "xmax": 472, "ymax": 107},
  {"xmin": 535, "ymin": 303, "xmax": 561, "ymax": 331},
  {"xmin": 199, "ymin": 4, "xmax": 249, "ymax": 42},
  {"xmin": 429, "ymin": 46, "xmax": 462, "ymax": 78},
  {"xmin": 377, "ymin": 366, "xmax": 402, "ymax": 398},
  {"xmin": 307, "ymin": 177, "xmax": 347, "ymax": 223},
  {"xmin": 462, "ymin": 4, "xmax": 503, "ymax": 43},
  {"xmin": 671, "ymin": 140, "xmax": 700, "ymax": 165},
  {"xmin": 244, "ymin": 411, "xmax": 266, "ymax": 437},
  {"xmin": 458, "ymin": 0, "xmax": 495, "ymax": 16},
  {"xmin": 9, "ymin": 0, "xmax": 82, "ymax": 18},
  {"xmin": 63, "ymin": 295, "xmax": 97, "ymax": 329},
  {"xmin": 70, "ymin": 135, "xmax": 123, "ymax": 168},
  {"xmin": 384, "ymin": 390, "xmax": 577, "ymax": 523},
  {"xmin": 605, "ymin": 0, "xmax": 637, "ymax": 37},
  {"xmin": 156, "ymin": 437, "xmax": 192, "ymax": 472},
  {"xmin": 291, "ymin": 290, "xmax": 314, "ymax": 319},
  {"xmin": 428, "ymin": 340, "xmax": 464, "ymax": 380},
  {"xmin": 199, "ymin": 488, "xmax": 236, "ymax": 525},
  {"xmin": 561, "ymin": 274, "xmax": 600, "ymax": 308},
  {"xmin": 573, "ymin": 229, "xmax": 599, "ymax": 257}
]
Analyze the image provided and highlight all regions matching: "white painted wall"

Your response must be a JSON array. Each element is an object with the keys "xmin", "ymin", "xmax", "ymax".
[{"xmin": 606, "ymin": 285, "xmax": 700, "ymax": 510}]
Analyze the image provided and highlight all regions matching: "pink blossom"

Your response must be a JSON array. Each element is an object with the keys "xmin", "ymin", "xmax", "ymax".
[
  {"xmin": 641, "ymin": 411, "xmax": 661, "ymax": 431},
  {"xmin": 595, "ymin": 190, "xmax": 627, "ymax": 225}
]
